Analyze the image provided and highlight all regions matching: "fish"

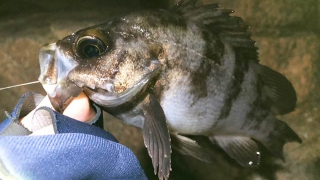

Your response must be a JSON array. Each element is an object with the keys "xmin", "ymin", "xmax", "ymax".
[{"xmin": 37, "ymin": 0, "xmax": 302, "ymax": 179}]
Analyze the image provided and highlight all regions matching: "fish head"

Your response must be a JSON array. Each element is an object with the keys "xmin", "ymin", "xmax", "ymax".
[{"xmin": 38, "ymin": 19, "xmax": 162, "ymax": 111}]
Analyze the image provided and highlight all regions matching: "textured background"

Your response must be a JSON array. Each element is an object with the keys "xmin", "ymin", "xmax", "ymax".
[{"xmin": 0, "ymin": 0, "xmax": 319, "ymax": 179}]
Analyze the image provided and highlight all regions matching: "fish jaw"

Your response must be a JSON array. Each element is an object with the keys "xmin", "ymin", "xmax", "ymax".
[
  {"xmin": 38, "ymin": 42, "xmax": 82, "ymax": 112},
  {"xmin": 84, "ymin": 60, "xmax": 161, "ymax": 108}
]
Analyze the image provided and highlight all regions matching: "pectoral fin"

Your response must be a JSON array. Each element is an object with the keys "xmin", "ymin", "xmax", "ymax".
[
  {"xmin": 142, "ymin": 93, "xmax": 171, "ymax": 180},
  {"xmin": 211, "ymin": 135, "xmax": 261, "ymax": 167}
]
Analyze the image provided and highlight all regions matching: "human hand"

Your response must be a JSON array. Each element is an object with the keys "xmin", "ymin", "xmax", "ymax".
[
  {"xmin": 20, "ymin": 89, "xmax": 96, "ymax": 135},
  {"xmin": 0, "ymin": 91, "xmax": 147, "ymax": 180}
]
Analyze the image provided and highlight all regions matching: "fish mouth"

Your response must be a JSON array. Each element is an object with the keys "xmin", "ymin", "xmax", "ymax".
[
  {"xmin": 38, "ymin": 42, "xmax": 161, "ymax": 111},
  {"xmin": 38, "ymin": 42, "xmax": 82, "ymax": 112}
]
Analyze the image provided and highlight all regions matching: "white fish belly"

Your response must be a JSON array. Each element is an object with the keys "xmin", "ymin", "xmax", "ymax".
[
  {"xmin": 160, "ymin": 73, "xmax": 228, "ymax": 135},
  {"xmin": 160, "ymin": 41, "xmax": 237, "ymax": 135}
]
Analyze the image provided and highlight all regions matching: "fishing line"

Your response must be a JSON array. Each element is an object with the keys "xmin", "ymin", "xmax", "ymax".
[{"xmin": 0, "ymin": 81, "xmax": 40, "ymax": 91}]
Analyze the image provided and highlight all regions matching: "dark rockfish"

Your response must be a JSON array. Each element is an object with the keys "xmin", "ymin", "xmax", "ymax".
[{"xmin": 38, "ymin": 1, "xmax": 301, "ymax": 179}]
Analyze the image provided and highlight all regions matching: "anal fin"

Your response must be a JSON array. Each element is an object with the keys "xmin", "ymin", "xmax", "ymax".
[
  {"xmin": 171, "ymin": 134, "xmax": 216, "ymax": 163},
  {"xmin": 211, "ymin": 135, "xmax": 261, "ymax": 167}
]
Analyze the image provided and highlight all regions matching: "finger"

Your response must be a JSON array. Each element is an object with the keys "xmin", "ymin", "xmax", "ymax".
[
  {"xmin": 20, "ymin": 95, "xmax": 53, "ymax": 130},
  {"xmin": 63, "ymin": 92, "xmax": 96, "ymax": 122},
  {"xmin": 20, "ymin": 92, "xmax": 96, "ymax": 134},
  {"xmin": 30, "ymin": 125, "xmax": 55, "ymax": 135},
  {"xmin": 42, "ymin": 84, "xmax": 96, "ymax": 122}
]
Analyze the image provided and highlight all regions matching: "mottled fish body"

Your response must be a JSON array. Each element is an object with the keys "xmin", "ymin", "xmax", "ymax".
[{"xmin": 38, "ymin": 1, "xmax": 301, "ymax": 179}]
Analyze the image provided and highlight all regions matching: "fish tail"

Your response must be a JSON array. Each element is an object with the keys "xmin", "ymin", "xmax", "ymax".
[{"xmin": 258, "ymin": 118, "xmax": 302, "ymax": 160}]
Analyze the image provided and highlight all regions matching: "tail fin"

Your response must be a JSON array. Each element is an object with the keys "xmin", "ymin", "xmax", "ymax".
[{"xmin": 259, "ymin": 119, "xmax": 301, "ymax": 160}]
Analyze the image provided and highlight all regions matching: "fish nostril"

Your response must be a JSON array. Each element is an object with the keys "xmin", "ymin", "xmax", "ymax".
[{"xmin": 105, "ymin": 83, "xmax": 115, "ymax": 93}]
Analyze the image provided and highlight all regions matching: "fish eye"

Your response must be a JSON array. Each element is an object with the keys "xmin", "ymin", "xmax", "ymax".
[
  {"xmin": 74, "ymin": 29, "xmax": 111, "ymax": 58},
  {"xmin": 77, "ymin": 36, "xmax": 106, "ymax": 58}
]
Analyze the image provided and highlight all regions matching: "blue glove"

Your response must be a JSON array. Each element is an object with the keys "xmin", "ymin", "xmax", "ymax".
[{"xmin": 0, "ymin": 92, "xmax": 147, "ymax": 180}]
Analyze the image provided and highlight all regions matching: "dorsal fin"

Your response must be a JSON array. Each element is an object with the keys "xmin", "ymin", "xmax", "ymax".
[
  {"xmin": 256, "ymin": 64, "xmax": 297, "ymax": 115},
  {"xmin": 173, "ymin": 0, "xmax": 258, "ymax": 63},
  {"xmin": 172, "ymin": 0, "xmax": 199, "ymax": 13}
]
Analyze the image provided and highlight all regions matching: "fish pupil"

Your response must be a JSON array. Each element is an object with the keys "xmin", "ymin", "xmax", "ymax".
[{"xmin": 83, "ymin": 44, "xmax": 100, "ymax": 58}]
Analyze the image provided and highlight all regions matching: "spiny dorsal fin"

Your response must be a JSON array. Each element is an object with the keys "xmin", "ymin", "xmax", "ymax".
[
  {"xmin": 172, "ymin": 0, "xmax": 199, "ymax": 13},
  {"xmin": 173, "ymin": 0, "xmax": 258, "ymax": 63}
]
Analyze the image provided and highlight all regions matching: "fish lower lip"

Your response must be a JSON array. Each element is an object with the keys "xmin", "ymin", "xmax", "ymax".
[
  {"xmin": 42, "ymin": 84, "xmax": 58, "ymax": 97},
  {"xmin": 84, "ymin": 65, "xmax": 160, "ymax": 108}
]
